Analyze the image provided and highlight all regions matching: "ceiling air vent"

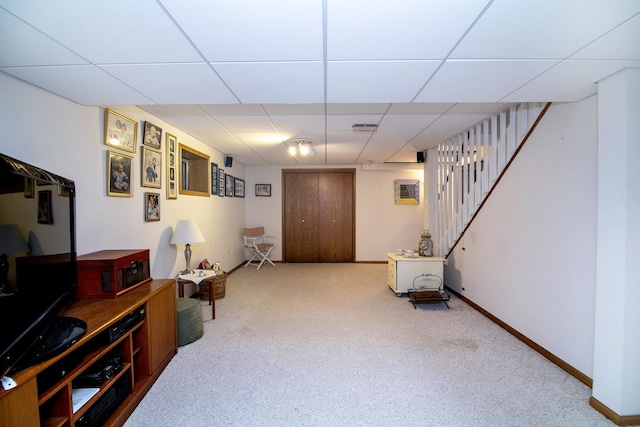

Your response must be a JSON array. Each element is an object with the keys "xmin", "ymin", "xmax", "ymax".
[{"xmin": 352, "ymin": 123, "xmax": 378, "ymax": 132}]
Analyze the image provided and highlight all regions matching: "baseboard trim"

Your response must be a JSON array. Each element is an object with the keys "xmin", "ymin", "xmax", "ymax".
[
  {"xmin": 589, "ymin": 396, "xmax": 640, "ymax": 426},
  {"xmin": 446, "ymin": 287, "xmax": 592, "ymax": 388}
]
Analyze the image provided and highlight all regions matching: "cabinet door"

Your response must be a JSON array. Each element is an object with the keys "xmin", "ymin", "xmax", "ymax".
[
  {"xmin": 147, "ymin": 282, "xmax": 177, "ymax": 372},
  {"xmin": 284, "ymin": 172, "xmax": 319, "ymax": 262},
  {"xmin": 318, "ymin": 172, "xmax": 353, "ymax": 262}
]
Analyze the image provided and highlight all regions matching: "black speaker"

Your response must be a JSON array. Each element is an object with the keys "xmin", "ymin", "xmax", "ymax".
[
  {"xmin": 224, "ymin": 156, "xmax": 233, "ymax": 167},
  {"xmin": 417, "ymin": 151, "xmax": 425, "ymax": 163}
]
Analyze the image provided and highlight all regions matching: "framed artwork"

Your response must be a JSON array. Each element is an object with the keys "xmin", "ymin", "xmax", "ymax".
[
  {"xmin": 104, "ymin": 109, "xmax": 137, "ymax": 153},
  {"xmin": 218, "ymin": 168, "xmax": 225, "ymax": 197},
  {"xmin": 166, "ymin": 133, "xmax": 177, "ymax": 199},
  {"xmin": 394, "ymin": 179, "xmax": 420, "ymax": 205},
  {"xmin": 145, "ymin": 192, "xmax": 160, "ymax": 222},
  {"xmin": 24, "ymin": 177, "xmax": 34, "ymax": 198},
  {"xmin": 211, "ymin": 162, "xmax": 219, "ymax": 196},
  {"xmin": 255, "ymin": 184, "xmax": 271, "ymax": 197},
  {"xmin": 225, "ymin": 174, "xmax": 234, "ymax": 197},
  {"xmin": 234, "ymin": 178, "xmax": 245, "ymax": 198},
  {"xmin": 107, "ymin": 151, "xmax": 133, "ymax": 197},
  {"xmin": 37, "ymin": 190, "xmax": 53, "ymax": 224},
  {"xmin": 142, "ymin": 146, "xmax": 162, "ymax": 189},
  {"xmin": 143, "ymin": 121, "xmax": 162, "ymax": 149}
]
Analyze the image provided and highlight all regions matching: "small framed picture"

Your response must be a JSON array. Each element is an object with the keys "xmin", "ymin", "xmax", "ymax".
[
  {"xmin": 166, "ymin": 133, "xmax": 177, "ymax": 199},
  {"xmin": 37, "ymin": 190, "xmax": 53, "ymax": 224},
  {"xmin": 234, "ymin": 178, "xmax": 245, "ymax": 198},
  {"xmin": 145, "ymin": 192, "xmax": 160, "ymax": 222},
  {"xmin": 142, "ymin": 146, "xmax": 162, "ymax": 189},
  {"xmin": 104, "ymin": 109, "xmax": 137, "ymax": 153},
  {"xmin": 211, "ymin": 162, "xmax": 219, "ymax": 196},
  {"xmin": 143, "ymin": 121, "xmax": 162, "ymax": 149},
  {"xmin": 107, "ymin": 151, "xmax": 133, "ymax": 197},
  {"xmin": 218, "ymin": 168, "xmax": 225, "ymax": 197},
  {"xmin": 24, "ymin": 177, "xmax": 34, "ymax": 198},
  {"xmin": 225, "ymin": 174, "xmax": 234, "ymax": 197},
  {"xmin": 255, "ymin": 184, "xmax": 271, "ymax": 197}
]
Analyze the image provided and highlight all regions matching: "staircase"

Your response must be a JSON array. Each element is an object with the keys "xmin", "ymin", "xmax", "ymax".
[{"xmin": 435, "ymin": 102, "xmax": 551, "ymax": 258}]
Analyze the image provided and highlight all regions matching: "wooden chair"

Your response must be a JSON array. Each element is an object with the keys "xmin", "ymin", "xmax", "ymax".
[{"xmin": 243, "ymin": 227, "xmax": 276, "ymax": 270}]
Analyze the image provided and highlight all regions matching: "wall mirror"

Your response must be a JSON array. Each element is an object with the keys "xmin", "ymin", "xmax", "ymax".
[
  {"xmin": 394, "ymin": 179, "xmax": 420, "ymax": 205},
  {"xmin": 179, "ymin": 144, "xmax": 210, "ymax": 197}
]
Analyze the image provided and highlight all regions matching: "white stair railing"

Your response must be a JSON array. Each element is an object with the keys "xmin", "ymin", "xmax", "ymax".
[{"xmin": 435, "ymin": 102, "xmax": 550, "ymax": 257}]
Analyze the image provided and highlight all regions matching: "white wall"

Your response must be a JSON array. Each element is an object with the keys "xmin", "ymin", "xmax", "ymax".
[
  {"xmin": 245, "ymin": 166, "xmax": 424, "ymax": 262},
  {"xmin": 445, "ymin": 96, "xmax": 598, "ymax": 377}
]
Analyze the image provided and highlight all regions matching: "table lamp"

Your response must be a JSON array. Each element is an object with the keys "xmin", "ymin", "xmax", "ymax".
[
  {"xmin": 170, "ymin": 220, "xmax": 205, "ymax": 275},
  {"xmin": 0, "ymin": 224, "xmax": 30, "ymax": 294}
]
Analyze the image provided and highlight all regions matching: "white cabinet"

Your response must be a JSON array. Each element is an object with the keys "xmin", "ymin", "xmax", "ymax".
[{"xmin": 387, "ymin": 253, "xmax": 445, "ymax": 295}]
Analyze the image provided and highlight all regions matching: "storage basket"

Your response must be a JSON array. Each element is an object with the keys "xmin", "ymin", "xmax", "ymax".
[{"xmin": 199, "ymin": 272, "xmax": 226, "ymax": 301}]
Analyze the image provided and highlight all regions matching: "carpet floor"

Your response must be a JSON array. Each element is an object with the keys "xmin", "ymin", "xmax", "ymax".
[{"xmin": 124, "ymin": 263, "xmax": 621, "ymax": 427}]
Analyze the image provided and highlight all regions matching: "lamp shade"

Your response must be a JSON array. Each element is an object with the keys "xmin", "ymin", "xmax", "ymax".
[
  {"xmin": 0, "ymin": 224, "xmax": 30, "ymax": 254},
  {"xmin": 170, "ymin": 220, "xmax": 205, "ymax": 245}
]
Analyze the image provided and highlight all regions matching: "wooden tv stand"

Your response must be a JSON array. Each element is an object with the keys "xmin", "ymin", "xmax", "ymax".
[{"xmin": 0, "ymin": 279, "xmax": 177, "ymax": 427}]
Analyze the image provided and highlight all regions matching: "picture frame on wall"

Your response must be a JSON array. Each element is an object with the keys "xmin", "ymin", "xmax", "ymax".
[
  {"xmin": 255, "ymin": 184, "xmax": 271, "ymax": 197},
  {"xmin": 141, "ymin": 146, "xmax": 162, "ymax": 189},
  {"xmin": 218, "ymin": 168, "xmax": 225, "ymax": 197},
  {"xmin": 234, "ymin": 178, "xmax": 245, "ymax": 198},
  {"xmin": 104, "ymin": 109, "xmax": 137, "ymax": 153},
  {"xmin": 37, "ymin": 190, "xmax": 53, "ymax": 224},
  {"xmin": 394, "ymin": 179, "xmax": 420, "ymax": 205},
  {"xmin": 143, "ymin": 121, "xmax": 162, "ymax": 149},
  {"xmin": 211, "ymin": 162, "xmax": 219, "ymax": 196},
  {"xmin": 107, "ymin": 150, "xmax": 133, "ymax": 197},
  {"xmin": 144, "ymin": 192, "xmax": 160, "ymax": 222},
  {"xmin": 166, "ymin": 133, "xmax": 177, "ymax": 199},
  {"xmin": 225, "ymin": 174, "xmax": 234, "ymax": 197}
]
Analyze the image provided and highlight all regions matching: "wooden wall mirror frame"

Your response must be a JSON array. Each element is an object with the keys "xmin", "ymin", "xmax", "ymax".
[{"xmin": 179, "ymin": 144, "xmax": 210, "ymax": 197}]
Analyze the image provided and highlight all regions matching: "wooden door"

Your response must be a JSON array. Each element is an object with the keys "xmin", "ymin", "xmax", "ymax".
[
  {"xmin": 283, "ymin": 172, "xmax": 319, "ymax": 262},
  {"xmin": 318, "ymin": 172, "xmax": 353, "ymax": 262}
]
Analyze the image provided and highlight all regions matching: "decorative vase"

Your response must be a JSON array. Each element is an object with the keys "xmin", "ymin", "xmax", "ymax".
[{"xmin": 418, "ymin": 229, "xmax": 434, "ymax": 257}]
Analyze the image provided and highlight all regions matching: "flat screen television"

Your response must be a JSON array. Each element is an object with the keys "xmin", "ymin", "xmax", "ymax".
[{"xmin": 0, "ymin": 153, "xmax": 81, "ymax": 378}]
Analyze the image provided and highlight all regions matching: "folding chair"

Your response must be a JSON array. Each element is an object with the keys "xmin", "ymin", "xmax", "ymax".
[{"xmin": 243, "ymin": 227, "xmax": 276, "ymax": 270}]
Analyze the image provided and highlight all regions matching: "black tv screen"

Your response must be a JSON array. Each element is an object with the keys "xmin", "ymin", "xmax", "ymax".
[{"xmin": 0, "ymin": 153, "xmax": 77, "ymax": 377}]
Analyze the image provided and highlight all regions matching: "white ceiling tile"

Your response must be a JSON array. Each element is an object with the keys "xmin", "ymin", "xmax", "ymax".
[
  {"xmin": 572, "ymin": 14, "xmax": 640, "ymax": 60},
  {"xmin": 327, "ymin": 114, "xmax": 384, "ymax": 131},
  {"xmin": 200, "ymin": 104, "xmax": 266, "ymax": 117},
  {"xmin": 327, "ymin": 0, "xmax": 492, "ymax": 60},
  {"xmin": 270, "ymin": 115, "xmax": 326, "ymax": 136},
  {"xmin": 213, "ymin": 62, "xmax": 324, "ymax": 104},
  {"xmin": 389, "ymin": 104, "xmax": 455, "ymax": 114},
  {"xmin": 327, "ymin": 61, "xmax": 440, "ymax": 103},
  {"xmin": 213, "ymin": 115, "xmax": 275, "ymax": 132},
  {"xmin": 263, "ymin": 104, "xmax": 326, "ymax": 115},
  {"xmin": 415, "ymin": 60, "xmax": 558, "ymax": 102},
  {"xmin": 326, "ymin": 104, "xmax": 390, "ymax": 114},
  {"xmin": 1, "ymin": 65, "xmax": 154, "ymax": 105},
  {"xmin": 1, "ymin": 0, "xmax": 202, "ymax": 63},
  {"xmin": 101, "ymin": 63, "xmax": 238, "ymax": 104},
  {"xmin": 160, "ymin": 0, "xmax": 324, "ymax": 62}
]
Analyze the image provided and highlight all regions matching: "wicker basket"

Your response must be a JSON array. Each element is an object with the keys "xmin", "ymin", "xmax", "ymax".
[{"xmin": 199, "ymin": 272, "xmax": 226, "ymax": 301}]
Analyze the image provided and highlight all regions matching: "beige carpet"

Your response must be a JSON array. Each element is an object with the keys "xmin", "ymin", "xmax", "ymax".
[{"xmin": 124, "ymin": 263, "xmax": 619, "ymax": 427}]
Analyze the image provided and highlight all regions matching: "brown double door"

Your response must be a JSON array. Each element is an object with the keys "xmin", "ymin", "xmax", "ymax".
[{"xmin": 283, "ymin": 169, "xmax": 354, "ymax": 263}]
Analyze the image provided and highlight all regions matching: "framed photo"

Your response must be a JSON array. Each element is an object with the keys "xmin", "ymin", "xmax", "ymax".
[
  {"xmin": 144, "ymin": 192, "xmax": 160, "ymax": 222},
  {"xmin": 234, "ymin": 178, "xmax": 245, "ymax": 198},
  {"xmin": 211, "ymin": 162, "xmax": 219, "ymax": 196},
  {"xmin": 142, "ymin": 146, "xmax": 162, "ymax": 188},
  {"xmin": 225, "ymin": 174, "xmax": 234, "ymax": 197},
  {"xmin": 218, "ymin": 168, "xmax": 225, "ymax": 197},
  {"xmin": 143, "ymin": 121, "xmax": 162, "ymax": 149},
  {"xmin": 24, "ymin": 177, "xmax": 34, "ymax": 198},
  {"xmin": 107, "ymin": 151, "xmax": 133, "ymax": 197},
  {"xmin": 166, "ymin": 133, "xmax": 177, "ymax": 199},
  {"xmin": 37, "ymin": 190, "xmax": 53, "ymax": 224},
  {"xmin": 104, "ymin": 109, "xmax": 137, "ymax": 153},
  {"xmin": 394, "ymin": 179, "xmax": 420, "ymax": 205},
  {"xmin": 255, "ymin": 184, "xmax": 271, "ymax": 197}
]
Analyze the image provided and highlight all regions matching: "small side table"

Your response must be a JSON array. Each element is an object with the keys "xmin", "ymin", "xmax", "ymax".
[{"xmin": 177, "ymin": 270, "xmax": 219, "ymax": 319}]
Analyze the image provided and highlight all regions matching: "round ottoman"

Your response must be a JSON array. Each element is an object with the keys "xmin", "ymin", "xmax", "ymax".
[{"xmin": 176, "ymin": 298, "xmax": 203, "ymax": 346}]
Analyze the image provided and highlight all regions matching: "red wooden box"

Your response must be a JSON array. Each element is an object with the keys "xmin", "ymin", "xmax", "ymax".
[{"xmin": 76, "ymin": 249, "xmax": 151, "ymax": 298}]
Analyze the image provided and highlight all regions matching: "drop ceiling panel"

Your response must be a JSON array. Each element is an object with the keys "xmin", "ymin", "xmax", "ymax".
[
  {"xmin": 213, "ymin": 62, "xmax": 324, "ymax": 104},
  {"xmin": 327, "ymin": 61, "xmax": 440, "ymax": 103},
  {"xmin": 0, "ymin": 9, "xmax": 87, "ymax": 67},
  {"xmin": 263, "ymin": 104, "xmax": 326, "ymax": 116},
  {"xmin": 101, "ymin": 63, "xmax": 238, "ymax": 104},
  {"xmin": 269, "ymin": 115, "xmax": 326, "ymax": 136},
  {"xmin": 212, "ymin": 115, "xmax": 275, "ymax": 132},
  {"xmin": 327, "ymin": 113, "xmax": 384, "ymax": 131},
  {"xmin": 160, "ymin": 0, "xmax": 324, "ymax": 62},
  {"xmin": 327, "ymin": 0, "xmax": 492, "ymax": 60},
  {"xmin": 326, "ymin": 104, "xmax": 390, "ymax": 115},
  {"xmin": 378, "ymin": 114, "xmax": 442, "ymax": 140},
  {"xmin": 571, "ymin": 14, "xmax": 640, "ymax": 60},
  {"xmin": 200, "ymin": 104, "xmax": 269, "ymax": 116},
  {"xmin": 2, "ymin": 65, "xmax": 154, "ymax": 105},
  {"xmin": 1, "ymin": 0, "xmax": 202, "ymax": 63},
  {"xmin": 415, "ymin": 60, "xmax": 558, "ymax": 102}
]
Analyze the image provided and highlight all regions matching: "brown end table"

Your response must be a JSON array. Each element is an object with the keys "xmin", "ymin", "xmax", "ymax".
[{"xmin": 177, "ymin": 270, "xmax": 217, "ymax": 319}]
